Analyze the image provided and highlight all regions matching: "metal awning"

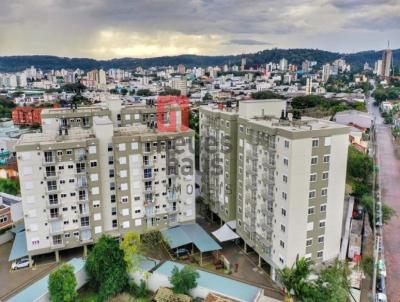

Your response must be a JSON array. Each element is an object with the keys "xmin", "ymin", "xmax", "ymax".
[
  {"xmin": 162, "ymin": 223, "xmax": 222, "ymax": 253},
  {"xmin": 9, "ymin": 231, "xmax": 28, "ymax": 261},
  {"xmin": 212, "ymin": 223, "xmax": 240, "ymax": 243}
]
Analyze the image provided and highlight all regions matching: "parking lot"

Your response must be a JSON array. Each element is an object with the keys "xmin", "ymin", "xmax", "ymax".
[{"xmin": 0, "ymin": 241, "xmax": 58, "ymax": 300}]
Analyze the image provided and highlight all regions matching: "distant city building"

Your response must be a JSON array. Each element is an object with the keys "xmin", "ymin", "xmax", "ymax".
[
  {"xmin": 177, "ymin": 64, "xmax": 186, "ymax": 74},
  {"xmin": 381, "ymin": 48, "xmax": 392, "ymax": 77},
  {"xmin": 374, "ymin": 60, "xmax": 383, "ymax": 76},
  {"xmin": 86, "ymin": 69, "xmax": 106, "ymax": 88},
  {"xmin": 322, "ymin": 64, "xmax": 331, "ymax": 82},
  {"xmin": 171, "ymin": 77, "xmax": 188, "ymax": 96},
  {"xmin": 302, "ymin": 60, "xmax": 311, "ymax": 73},
  {"xmin": 306, "ymin": 78, "xmax": 312, "ymax": 95},
  {"xmin": 279, "ymin": 58, "xmax": 288, "ymax": 71},
  {"xmin": 241, "ymin": 58, "xmax": 247, "ymax": 71}
]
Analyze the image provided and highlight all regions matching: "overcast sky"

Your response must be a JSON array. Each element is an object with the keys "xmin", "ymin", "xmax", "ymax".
[{"xmin": 0, "ymin": 0, "xmax": 399, "ymax": 59}]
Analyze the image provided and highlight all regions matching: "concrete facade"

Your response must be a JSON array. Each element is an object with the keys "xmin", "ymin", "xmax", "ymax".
[
  {"xmin": 199, "ymin": 99, "xmax": 349, "ymax": 277},
  {"xmin": 16, "ymin": 99, "xmax": 195, "ymax": 258}
]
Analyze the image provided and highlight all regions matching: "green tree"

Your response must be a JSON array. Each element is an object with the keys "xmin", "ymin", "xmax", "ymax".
[
  {"xmin": 278, "ymin": 257, "xmax": 315, "ymax": 301},
  {"xmin": 169, "ymin": 265, "xmax": 200, "ymax": 294},
  {"xmin": 382, "ymin": 203, "xmax": 397, "ymax": 224},
  {"xmin": 0, "ymin": 179, "xmax": 20, "ymax": 195},
  {"xmin": 159, "ymin": 88, "xmax": 181, "ymax": 96},
  {"xmin": 85, "ymin": 235, "xmax": 129, "ymax": 301},
  {"xmin": 136, "ymin": 89, "xmax": 153, "ymax": 96},
  {"xmin": 120, "ymin": 231, "xmax": 142, "ymax": 272},
  {"xmin": 48, "ymin": 263, "xmax": 77, "ymax": 302},
  {"xmin": 360, "ymin": 255, "xmax": 373, "ymax": 277},
  {"xmin": 347, "ymin": 147, "xmax": 373, "ymax": 184},
  {"xmin": 251, "ymin": 90, "xmax": 285, "ymax": 100},
  {"xmin": 314, "ymin": 259, "xmax": 351, "ymax": 302}
]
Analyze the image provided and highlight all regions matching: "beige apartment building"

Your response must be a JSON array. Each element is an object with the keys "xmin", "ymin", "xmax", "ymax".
[
  {"xmin": 16, "ymin": 99, "xmax": 195, "ymax": 261},
  {"xmin": 199, "ymin": 99, "xmax": 349, "ymax": 279}
]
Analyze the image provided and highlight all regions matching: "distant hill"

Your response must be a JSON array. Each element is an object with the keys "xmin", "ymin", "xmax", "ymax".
[{"xmin": 0, "ymin": 48, "xmax": 399, "ymax": 72}]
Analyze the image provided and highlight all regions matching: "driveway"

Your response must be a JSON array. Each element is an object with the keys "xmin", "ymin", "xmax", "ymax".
[{"xmin": 0, "ymin": 241, "xmax": 57, "ymax": 301}]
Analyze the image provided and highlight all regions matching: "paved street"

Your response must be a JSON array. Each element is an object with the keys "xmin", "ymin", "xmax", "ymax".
[{"xmin": 368, "ymin": 99, "xmax": 400, "ymax": 301}]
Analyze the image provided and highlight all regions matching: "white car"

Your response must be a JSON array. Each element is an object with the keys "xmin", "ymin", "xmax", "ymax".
[
  {"xmin": 11, "ymin": 257, "xmax": 33, "ymax": 270},
  {"xmin": 376, "ymin": 293, "xmax": 387, "ymax": 302}
]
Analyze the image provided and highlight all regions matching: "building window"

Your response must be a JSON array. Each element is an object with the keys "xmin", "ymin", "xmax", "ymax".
[
  {"xmin": 306, "ymin": 239, "xmax": 313, "ymax": 246},
  {"xmin": 111, "ymin": 195, "xmax": 116, "ymax": 203},
  {"xmin": 320, "ymin": 204, "xmax": 327, "ymax": 212},
  {"xmin": 309, "ymin": 190, "xmax": 316, "ymax": 199},
  {"xmin": 317, "ymin": 251, "xmax": 323, "ymax": 258},
  {"xmin": 279, "ymin": 257, "xmax": 284, "ymax": 264},
  {"xmin": 280, "ymin": 240, "xmax": 285, "ymax": 248},
  {"xmin": 108, "ymin": 156, "xmax": 114, "ymax": 165},
  {"xmin": 281, "ymin": 208, "xmax": 287, "ymax": 216},
  {"xmin": 52, "ymin": 235, "xmax": 62, "ymax": 245},
  {"xmin": 324, "ymin": 155, "xmax": 330, "ymax": 163},
  {"xmin": 282, "ymin": 175, "xmax": 288, "ymax": 183},
  {"xmin": 109, "ymin": 169, "xmax": 115, "ymax": 178},
  {"xmin": 284, "ymin": 140, "xmax": 289, "ymax": 148},
  {"xmin": 318, "ymin": 236, "xmax": 324, "ymax": 243},
  {"xmin": 312, "ymin": 138, "xmax": 319, "ymax": 147},
  {"xmin": 111, "ymin": 207, "xmax": 117, "ymax": 215},
  {"xmin": 0, "ymin": 215, "xmax": 8, "ymax": 224},
  {"xmin": 45, "ymin": 166, "xmax": 56, "ymax": 177},
  {"xmin": 80, "ymin": 216, "xmax": 89, "ymax": 227},
  {"xmin": 308, "ymin": 207, "xmax": 315, "ymax": 215},
  {"xmin": 283, "ymin": 158, "xmax": 289, "ymax": 166},
  {"xmin": 90, "ymin": 161, "xmax": 97, "ymax": 168},
  {"xmin": 112, "ymin": 219, "xmax": 118, "ymax": 228},
  {"xmin": 280, "ymin": 224, "xmax": 286, "ymax": 232},
  {"xmin": 47, "ymin": 180, "xmax": 57, "ymax": 191},
  {"xmin": 319, "ymin": 220, "xmax": 326, "ymax": 228},
  {"xmin": 44, "ymin": 151, "xmax": 54, "ymax": 163},
  {"xmin": 311, "ymin": 156, "xmax": 318, "ymax": 165},
  {"xmin": 282, "ymin": 192, "xmax": 287, "ymax": 200},
  {"xmin": 321, "ymin": 188, "xmax": 328, "ymax": 196},
  {"xmin": 322, "ymin": 172, "xmax": 329, "ymax": 180},
  {"xmin": 310, "ymin": 173, "xmax": 317, "ymax": 182}
]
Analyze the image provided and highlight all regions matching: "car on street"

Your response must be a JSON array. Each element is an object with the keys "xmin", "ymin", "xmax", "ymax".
[
  {"xmin": 11, "ymin": 257, "xmax": 33, "ymax": 270},
  {"xmin": 376, "ymin": 275, "xmax": 386, "ymax": 293},
  {"xmin": 376, "ymin": 293, "xmax": 387, "ymax": 302}
]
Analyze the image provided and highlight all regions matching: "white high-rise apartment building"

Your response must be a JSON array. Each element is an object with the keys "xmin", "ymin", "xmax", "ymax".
[
  {"xmin": 17, "ymin": 99, "xmax": 195, "ymax": 262},
  {"xmin": 199, "ymin": 100, "xmax": 349, "ymax": 279},
  {"xmin": 279, "ymin": 58, "xmax": 288, "ymax": 71}
]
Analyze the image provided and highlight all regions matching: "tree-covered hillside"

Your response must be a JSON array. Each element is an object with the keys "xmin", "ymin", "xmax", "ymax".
[{"xmin": 0, "ymin": 48, "xmax": 398, "ymax": 72}]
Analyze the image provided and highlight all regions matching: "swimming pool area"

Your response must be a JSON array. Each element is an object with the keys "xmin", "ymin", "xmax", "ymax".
[{"xmin": 154, "ymin": 261, "xmax": 262, "ymax": 302}]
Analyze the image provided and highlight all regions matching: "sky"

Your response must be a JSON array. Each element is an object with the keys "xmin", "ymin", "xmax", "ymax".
[{"xmin": 0, "ymin": 0, "xmax": 399, "ymax": 59}]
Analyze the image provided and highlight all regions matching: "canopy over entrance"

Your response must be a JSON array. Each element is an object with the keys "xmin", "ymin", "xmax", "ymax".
[
  {"xmin": 9, "ymin": 231, "xmax": 28, "ymax": 261},
  {"xmin": 212, "ymin": 223, "xmax": 240, "ymax": 243}
]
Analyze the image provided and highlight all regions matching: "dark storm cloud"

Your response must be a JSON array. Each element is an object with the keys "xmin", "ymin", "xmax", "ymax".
[
  {"xmin": 0, "ymin": 0, "xmax": 398, "ymax": 58},
  {"xmin": 228, "ymin": 39, "xmax": 272, "ymax": 45}
]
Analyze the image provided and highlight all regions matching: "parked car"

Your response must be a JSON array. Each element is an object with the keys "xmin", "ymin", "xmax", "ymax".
[
  {"xmin": 353, "ymin": 205, "xmax": 364, "ymax": 220},
  {"xmin": 11, "ymin": 257, "xmax": 33, "ymax": 270},
  {"xmin": 175, "ymin": 248, "xmax": 189, "ymax": 256},
  {"xmin": 378, "ymin": 259, "xmax": 387, "ymax": 277},
  {"xmin": 376, "ymin": 293, "xmax": 387, "ymax": 302},
  {"xmin": 376, "ymin": 275, "xmax": 385, "ymax": 293}
]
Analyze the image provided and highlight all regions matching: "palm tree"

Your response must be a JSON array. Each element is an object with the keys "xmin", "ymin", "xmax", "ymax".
[{"xmin": 277, "ymin": 257, "xmax": 314, "ymax": 302}]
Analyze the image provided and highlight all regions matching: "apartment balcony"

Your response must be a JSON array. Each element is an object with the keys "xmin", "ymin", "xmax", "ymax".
[
  {"xmin": 48, "ymin": 213, "xmax": 63, "ymax": 221},
  {"xmin": 167, "ymin": 192, "xmax": 178, "ymax": 202},
  {"xmin": 244, "ymin": 221, "xmax": 256, "ymax": 233},
  {"xmin": 260, "ymin": 221, "xmax": 273, "ymax": 232},
  {"xmin": 42, "ymin": 158, "xmax": 56, "ymax": 166},
  {"xmin": 44, "ymin": 171, "xmax": 58, "ymax": 180},
  {"xmin": 50, "ymin": 241, "xmax": 65, "ymax": 250},
  {"xmin": 75, "ymin": 154, "xmax": 87, "ymax": 162},
  {"xmin": 46, "ymin": 201, "xmax": 60, "ymax": 209},
  {"xmin": 45, "ymin": 187, "xmax": 60, "ymax": 195}
]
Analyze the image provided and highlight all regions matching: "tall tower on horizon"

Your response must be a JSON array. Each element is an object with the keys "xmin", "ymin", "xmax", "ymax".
[{"xmin": 381, "ymin": 41, "xmax": 393, "ymax": 78}]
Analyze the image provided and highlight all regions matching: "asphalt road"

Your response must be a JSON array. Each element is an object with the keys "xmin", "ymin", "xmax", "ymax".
[{"xmin": 368, "ymin": 99, "xmax": 400, "ymax": 301}]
